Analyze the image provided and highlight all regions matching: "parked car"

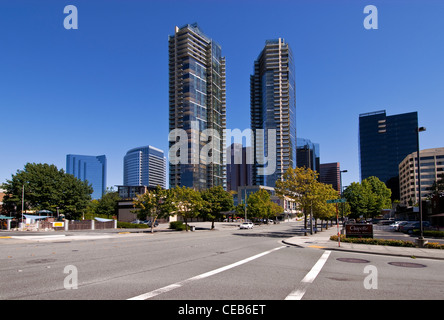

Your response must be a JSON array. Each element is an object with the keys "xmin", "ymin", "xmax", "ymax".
[
  {"xmin": 400, "ymin": 221, "xmax": 430, "ymax": 234},
  {"xmin": 240, "ymin": 222, "xmax": 254, "ymax": 229},
  {"xmin": 389, "ymin": 221, "xmax": 408, "ymax": 231},
  {"xmin": 147, "ymin": 220, "xmax": 159, "ymax": 227}
]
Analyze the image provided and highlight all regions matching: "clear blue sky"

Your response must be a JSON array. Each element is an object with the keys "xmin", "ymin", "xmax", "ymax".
[{"xmin": 1, "ymin": 0, "xmax": 443, "ymax": 191}]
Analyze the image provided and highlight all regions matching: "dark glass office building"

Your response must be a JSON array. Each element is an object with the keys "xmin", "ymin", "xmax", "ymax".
[
  {"xmin": 296, "ymin": 138, "xmax": 320, "ymax": 173},
  {"xmin": 359, "ymin": 110, "xmax": 418, "ymax": 199},
  {"xmin": 66, "ymin": 154, "xmax": 107, "ymax": 199}
]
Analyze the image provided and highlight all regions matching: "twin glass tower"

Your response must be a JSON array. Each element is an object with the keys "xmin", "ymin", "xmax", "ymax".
[{"xmin": 168, "ymin": 23, "xmax": 296, "ymax": 190}]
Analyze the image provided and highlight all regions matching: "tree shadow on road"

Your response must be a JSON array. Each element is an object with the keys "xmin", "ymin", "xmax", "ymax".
[{"xmin": 232, "ymin": 226, "xmax": 308, "ymax": 239}]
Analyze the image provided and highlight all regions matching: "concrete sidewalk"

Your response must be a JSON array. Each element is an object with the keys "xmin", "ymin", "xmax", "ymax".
[{"xmin": 282, "ymin": 226, "xmax": 444, "ymax": 261}]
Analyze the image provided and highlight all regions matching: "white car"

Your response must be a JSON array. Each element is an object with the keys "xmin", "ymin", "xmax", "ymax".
[
  {"xmin": 389, "ymin": 221, "xmax": 407, "ymax": 231},
  {"xmin": 240, "ymin": 222, "xmax": 254, "ymax": 229}
]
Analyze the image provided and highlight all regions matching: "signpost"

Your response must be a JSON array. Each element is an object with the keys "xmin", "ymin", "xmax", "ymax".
[{"xmin": 327, "ymin": 199, "xmax": 346, "ymax": 247}]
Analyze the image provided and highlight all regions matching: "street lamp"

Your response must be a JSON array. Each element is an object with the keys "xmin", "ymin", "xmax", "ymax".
[
  {"xmin": 339, "ymin": 170, "xmax": 348, "ymax": 222},
  {"xmin": 416, "ymin": 126, "xmax": 426, "ymax": 247},
  {"xmin": 340, "ymin": 170, "xmax": 348, "ymax": 196}
]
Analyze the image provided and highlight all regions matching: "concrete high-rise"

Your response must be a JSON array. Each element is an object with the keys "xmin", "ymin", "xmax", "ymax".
[
  {"xmin": 168, "ymin": 23, "xmax": 226, "ymax": 190},
  {"xmin": 250, "ymin": 39, "xmax": 296, "ymax": 187},
  {"xmin": 399, "ymin": 148, "xmax": 444, "ymax": 205},
  {"xmin": 66, "ymin": 154, "xmax": 107, "ymax": 199},
  {"xmin": 123, "ymin": 146, "xmax": 166, "ymax": 189}
]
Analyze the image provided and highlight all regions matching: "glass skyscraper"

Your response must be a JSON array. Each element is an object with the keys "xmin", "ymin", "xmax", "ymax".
[
  {"xmin": 296, "ymin": 138, "xmax": 320, "ymax": 173},
  {"xmin": 251, "ymin": 39, "xmax": 297, "ymax": 187},
  {"xmin": 123, "ymin": 145, "xmax": 166, "ymax": 189},
  {"xmin": 359, "ymin": 110, "xmax": 418, "ymax": 199},
  {"xmin": 66, "ymin": 154, "xmax": 107, "ymax": 199},
  {"xmin": 168, "ymin": 23, "xmax": 226, "ymax": 191}
]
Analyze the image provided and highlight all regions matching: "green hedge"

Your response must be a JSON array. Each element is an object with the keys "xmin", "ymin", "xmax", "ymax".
[
  {"xmin": 117, "ymin": 221, "xmax": 148, "ymax": 229},
  {"xmin": 412, "ymin": 229, "xmax": 444, "ymax": 238},
  {"xmin": 330, "ymin": 235, "xmax": 444, "ymax": 249},
  {"xmin": 169, "ymin": 221, "xmax": 186, "ymax": 231}
]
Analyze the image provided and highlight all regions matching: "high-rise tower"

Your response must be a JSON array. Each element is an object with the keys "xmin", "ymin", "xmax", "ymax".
[
  {"xmin": 123, "ymin": 145, "xmax": 166, "ymax": 189},
  {"xmin": 168, "ymin": 23, "xmax": 226, "ymax": 190},
  {"xmin": 66, "ymin": 154, "xmax": 107, "ymax": 199},
  {"xmin": 250, "ymin": 39, "xmax": 296, "ymax": 187},
  {"xmin": 359, "ymin": 110, "xmax": 418, "ymax": 199}
]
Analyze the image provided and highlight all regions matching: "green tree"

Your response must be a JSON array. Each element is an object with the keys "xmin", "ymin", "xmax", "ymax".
[
  {"xmin": 247, "ymin": 189, "xmax": 271, "ymax": 221},
  {"xmin": 133, "ymin": 186, "xmax": 176, "ymax": 233},
  {"xmin": 96, "ymin": 188, "xmax": 120, "ymax": 218},
  {"xmin": 311, "ymin": 182, "xmax": 339, "ymax": 229},
  {"xmin": 427, "ymin": 173, "xmax": 444, "ymax": 197},
  {"xmin": 1, "ymin": 163, "xmax": 92, "ymax": 219},
  {"xmin": 343, "ymin": 176, "xmax": 392, "ymax": 219},
  {"xmin": 171, "ymin": 186, "xmax": 203, "ymax": 231},
  {"xmin": 275, "ymin": 167, "xmax": 319, "ymax": 230},
  {"xmin": 200, "ymin": 186, "xmax": 234, "ymax": 230}
]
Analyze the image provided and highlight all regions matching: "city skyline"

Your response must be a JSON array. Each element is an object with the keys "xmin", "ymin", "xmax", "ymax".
[{"xmin": 1, "ymin": 1, "xmax": 444, "ymax": 192}]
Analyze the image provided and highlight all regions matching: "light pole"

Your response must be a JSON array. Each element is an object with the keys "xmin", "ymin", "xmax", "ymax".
[
  {"xmin": 340, "ymin": 169, "xmax": 348, "ymax": 222},
  {"xmin": 416, "ymin": 126, "xmax": 426, "ymax": 247}
]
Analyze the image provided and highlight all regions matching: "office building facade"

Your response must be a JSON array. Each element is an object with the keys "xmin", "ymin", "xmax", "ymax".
[
  {"xmin": 399, "ymin": 148, "xmax": 444, "ymax": 205},
  {"xmin": 250, "ymin": 39, "xmax": 297, "ymax": 187},
  {"xmin": 296, "ymin": 138, "xmax": 320, "ymax": 173},
  {"xmin": 66, "ymin": 154, "xmax": 107, "ymax": 199},
  {"xmin": 226, "ymin": 143, "xmax": 253, "ymax": 192},
  {"xmin": 123, "ymin": 145, "xmax": 166, "ymax": 189},
  {"xmin": 359, "ymin": 110, "xmax": 418, "ymax": 199},
  {"xmin": 168, "ymin": 23, "xmax": 226, "ymax": 190},
  {"xmin": 320, "ymin": 162, "xmax": 341, "ymax": 193}
]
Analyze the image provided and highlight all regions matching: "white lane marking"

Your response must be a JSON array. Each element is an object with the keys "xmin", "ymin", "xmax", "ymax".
[
  {"xmin": 128, "ymin": 246, "xmax": 286, "ymax": 300},
  {"xmin": 285, "ymin": 250, "xmax": 331, "ymax": 300}
]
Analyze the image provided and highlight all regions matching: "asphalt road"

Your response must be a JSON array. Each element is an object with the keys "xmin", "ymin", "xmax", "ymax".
[{"xmin": 1, "ymin": 221, "xmax": 443, "ymax": 302}]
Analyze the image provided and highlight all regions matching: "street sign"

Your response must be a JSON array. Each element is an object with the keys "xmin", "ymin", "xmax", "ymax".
[
  {"xmin": 326, "ymin": 198, "xmax": 346, "ymax": 204},
  {"xmin": 345, "ymin": 224, "xmax": 373, "ymax": 238}
]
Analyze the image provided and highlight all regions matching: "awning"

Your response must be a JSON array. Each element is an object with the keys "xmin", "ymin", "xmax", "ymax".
[
  {"xmin": 23, "ymin": 214, "xmax": 50, "ymax": 220},
  {"xmin": 0, "ymin": 215, "xmax": 13, "ymax": 219},
  {"xmin": 430, "ymin": 213, "xmax": 444, "ymax": 217},
  {"xmin": 94, "ymin": 217, "xmax": 114, "ymax": 222}
]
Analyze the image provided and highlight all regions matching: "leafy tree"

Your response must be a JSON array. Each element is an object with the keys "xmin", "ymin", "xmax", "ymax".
[
  {"xmin": 428, "ymin": 173, "xmax": 444, "ymax": 197},
  {"xmin": 343, "ymin": 176, "xmax": 391, "ymax": 219},
  {"xmin": 133, "ymin": 186, "xmax": 176, "ymax": 233},
  {"xmin": 275, "ymin": 167, "xmax": 319, "ymax": 230},
  {"xmin": 247, "ymin": 189, "xmax": 271, "ymax": 221},
  {"xmin": 1, "ymin": 163, "xmax": 92, "ymax": 219},
  {"xmin": 200, "ymin": 186, "xmax": 234, "ymax": 229},
  {"xmin": 96, "ymin": 188, "xmax": 120, "ymax": 218},
  {"xmin": 171, "ymin": 186, "xmax": 203, "ymax": 231},
  {"xmin": 311, "ymin": 182, "xmax": 339, "ymax": 229}
]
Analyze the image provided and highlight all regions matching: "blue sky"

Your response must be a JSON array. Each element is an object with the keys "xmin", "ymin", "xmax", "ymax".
[{"xmin": 1, "ymin": 0, "xmax": 443, "ymax": 191}]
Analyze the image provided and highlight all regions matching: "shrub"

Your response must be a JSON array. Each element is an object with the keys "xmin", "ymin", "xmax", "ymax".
[
  {"xmin": 169, "ymin": 221, "xmax": 186, "ymax": 231},
  {"xmin": 425, "ymin": 242, "xmax": 444, "ymax": 249},
  {"xmin": 412, "ymin": 230, "xmax": 444, "ymax": 238},
  {"xmin": 117, "ymin": 221, "xmax": 148, "ymax": 229},
  {"xmin": 330, "ymin": 235, "xmax": 416, "ymax": 247}
]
